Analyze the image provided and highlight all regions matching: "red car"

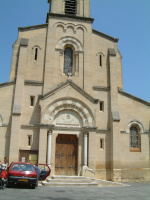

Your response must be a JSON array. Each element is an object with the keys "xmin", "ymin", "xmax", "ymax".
[{"xmin": 7, "ymin": 162, "xmax": 50, "ymax": 189}]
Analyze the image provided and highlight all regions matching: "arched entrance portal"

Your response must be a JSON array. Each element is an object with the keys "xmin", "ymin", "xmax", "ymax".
[{"xmin": 55, "ymin": 134, "xmax": 78, "ymax": 175}]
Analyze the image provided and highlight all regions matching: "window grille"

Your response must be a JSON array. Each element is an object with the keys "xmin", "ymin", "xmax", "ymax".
[
  {"xmin": 65, "ymin": 0, "xmax": 76, "ymax": 15},
  {"xmin": 130, "ymin": 126, "xmax": 139, "ymax": 148}
]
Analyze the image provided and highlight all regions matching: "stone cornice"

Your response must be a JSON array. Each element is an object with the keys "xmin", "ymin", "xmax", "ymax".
[
  {"xmin": 112, "ymin": 111, "xmax": 120, "ymax": 122},
  {"xmin": 18, "ymin": 24, "xmax": 48, "ymax": 32},
  {"xmin": 144, "ymin": 130, "xmax": 150, "ymax": 133},
  {"xmin": 21, "ymin": 124, "xmax": 150, "ymax": 134},
  {"xmin": 54, "ymin": 126, "xmax": 81, "ymax": 131},
  {"xmin": 21, "ymin": 124, "xmax": 55, "ymax": 129},
  {"xmin": 82, "ymin": 126, "xmax": 98, "ymax": 132},
  {"xmin": 12, "ymin": 104, "xmax": 22, "ymax": 115},
  {"xmin": 25, "ymin": 80, "xmax": 43, "ymax": 86},
  {"xmin": 0, "ymin": 81, "xmax": 15, "ymax": 88},
  {"xmin": 21, "ymin": 124, "xmax": 39, "ymax": 129},
  {"xmin": 96, "ymin": 129, "xmax": 111, "ymax": 133},
  {"xmin": 92, "ymin": 29, "xmax": 119, "ymax": 43},
  {"xmin": 20, "ymin": 124, "xmax": 100, "ymax": 132},
  {"xmin": 39, "ymin": 79, "xmax": 99, "ymax": 104},
  {"xmin": 93, "ymin": 86, "xmax": 110, "ymax": 92},
  {"xmin": 118, "ymin": 89, "xmax": 150, "ymax": 107},
  {"xmin": 47, "ymin": 13, "xmax": 94, "ymax": 23},
  {"xmin": 109, "ymin": 48, "xmax": 116, "ymax": 56},
  {"xmin": 0, "ymin": 124, "xmax": 9, "ymax": 127},
  {"xmin": 20, "ymin": 38, "xmax": 28, "ymax": 46},
  {"xmin": 21, "ymin": 124, "xmax": 80, "ymax": 131},
  {"xmin": 39, "ymin": 124, "xmax": 55, "ymax": 129},
  {"xmin": 121, "ymin": 130, "xmax": 150, "ymax": 134}
]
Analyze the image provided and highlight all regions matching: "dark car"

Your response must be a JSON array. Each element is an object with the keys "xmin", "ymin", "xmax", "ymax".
[{"xmin": 7, "ymin": 162, "xmax": 50, "ymax": 189}]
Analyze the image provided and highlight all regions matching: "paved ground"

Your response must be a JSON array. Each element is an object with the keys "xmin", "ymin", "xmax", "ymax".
[{"xmin": 0, "ymin": 183, "xmax": 150, "ymax": 200}]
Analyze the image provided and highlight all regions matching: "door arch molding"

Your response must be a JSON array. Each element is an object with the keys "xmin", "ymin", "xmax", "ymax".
[{"xmin": 42, "ymin": 97, "xmax": 95, "ymax": 127}]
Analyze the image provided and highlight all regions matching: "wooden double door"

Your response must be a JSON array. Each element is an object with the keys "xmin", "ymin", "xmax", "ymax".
[{"xmin": 55, "ymin": 134, "xmax": 78, "ymax": 175}]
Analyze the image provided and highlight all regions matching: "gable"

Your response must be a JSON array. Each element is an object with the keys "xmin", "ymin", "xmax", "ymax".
[{"xmin": 39, "ymin": 79, "xmax": 99, "ymax": 104}]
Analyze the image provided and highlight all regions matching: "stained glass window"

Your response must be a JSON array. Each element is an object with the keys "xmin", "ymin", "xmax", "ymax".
[
  {"xmin": 130, "ymin": 126, "xmax": 139, "ymax": 148},
  {"xmin": 64, "ymin": 47, "xmax": 73, "ymax": 74}
]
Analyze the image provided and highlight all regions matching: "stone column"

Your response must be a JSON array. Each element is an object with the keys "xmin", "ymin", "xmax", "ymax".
[
  {"xmin": 47, "ymin": 131, "xmax": 52, "ymax": 165},
  {"xmin": 75, "ymin": 51, "xmax": 79, "ymax": 76},
  {"xmin": 83, "ymin": 133, "xmax": 88, "ymax": 166},
  {"xmin": 62, "ymin": 0, "xmax": 65, "ymax": 13},
  {"xmin": 82, "ymin": 127, "xmax": 97, "ymax": 177},
  {"xmin": 38, "ymin": 128, "xmax": 48, "ymax": 164},
  {"xmin": 79, "ymin": 0, "xmax": 84, "ymax": 17},
  {"xmin": 59, "ymin": 50, "xmax": 64, "ymax": 74},
  {"xmin": 84, "ymin": 0, "xmax": 90, "ymax": 18}
]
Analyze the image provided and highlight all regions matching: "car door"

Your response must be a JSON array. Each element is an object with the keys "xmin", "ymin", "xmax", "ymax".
[{"xmin": 35, "ymin": 164, "xmax": 51, "ymax": 181}]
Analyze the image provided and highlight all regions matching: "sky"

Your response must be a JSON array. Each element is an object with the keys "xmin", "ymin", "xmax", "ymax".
[{"xmin": 0, "ymin": 0, "xmax": 150, "ymax": 102}]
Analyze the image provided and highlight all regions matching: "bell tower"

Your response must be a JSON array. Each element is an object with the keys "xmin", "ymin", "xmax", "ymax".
[
  {"xmin": 48, "ymin": 0, "xmax": 90, "ymax": 18},
  {"xmin": 44, "ymin": 0, "xmax": 93, "ymax": 94}
]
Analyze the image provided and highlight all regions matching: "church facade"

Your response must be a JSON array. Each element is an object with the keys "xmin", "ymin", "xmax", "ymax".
[{"xmin": 0, "ymin": 0, "xmax": 150, "ymax": 182}]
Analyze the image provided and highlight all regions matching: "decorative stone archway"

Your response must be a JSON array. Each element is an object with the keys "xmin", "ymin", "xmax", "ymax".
[
  {"xmin": 43, "ymin": 98, "xmax": 95, "ymax": 127},
  {"xmin": 56, "ymin": 36, "xmax": 83, "ymax": 52},
  {"xmin": 126, "ymin": 120, "xmax": 144, "ymax": 134},
  {"xmin": 39, "ymin": 98, "xmax": 96, "ymax": 175},
  {"xmin": 55, "ymin": 36, "xmax": 83, "ymax": 76}
]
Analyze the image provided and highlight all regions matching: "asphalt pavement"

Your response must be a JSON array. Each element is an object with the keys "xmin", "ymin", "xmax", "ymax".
[{"xmin": 0, "ymin": 183, "xmax": 150, "ymax": 200}]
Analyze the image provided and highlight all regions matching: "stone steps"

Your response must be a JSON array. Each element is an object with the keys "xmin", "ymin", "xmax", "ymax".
[
  {"xmin": 47, "ymin": 179, "xmax": 92, "ymax": 183},
  {"xmin": 42, "ymin": 176, "xmax": 98, "ymax": 187},
  {"xmin": 51, "ymin": 175, "xmax": 88, "ymax": 180}
]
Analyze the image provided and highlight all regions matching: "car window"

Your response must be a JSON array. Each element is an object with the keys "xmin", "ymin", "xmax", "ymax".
[
  {"xmin": 11, "ymin": 163, "xmax": 35, "ymax": 172},
  {"xmin": 36, "ymin": 165, "xmax": 49, "ymax": 172},
  {"xmin": 35, "ymin": 164, "xmax": 51, "ymax": 180}
]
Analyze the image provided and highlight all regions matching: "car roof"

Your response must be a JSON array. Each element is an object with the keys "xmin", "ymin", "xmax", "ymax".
[{"xmin": 11, "ymin": 162, "xmax": 33, "ymax": 165}]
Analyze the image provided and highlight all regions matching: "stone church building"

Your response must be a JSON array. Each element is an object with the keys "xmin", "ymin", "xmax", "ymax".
[{"xmin": 0, "ymin": 0, "xmax": 150, "ymax": 182}]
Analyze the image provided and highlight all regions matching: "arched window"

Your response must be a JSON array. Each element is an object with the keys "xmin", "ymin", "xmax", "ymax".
[
  {"xmin": 64, "ymin": 47, "xmax": 73, "ymax": 74},
  {"xmin": 32, "ymin": 45, "xmax": 41, "ymax": 61},
  {"xmin": 35, "ymin": 48, "xmax": 38, "ymax": 61},
  {"xmin": 130, "ymin": 126, "xmax": 141, "ymax": 151},
  {"xmin": 97, "ymin": 52, "xmax": 104, "ymax": 67},
  {"xmin": 99, "ymin": 54, "xmax": 102, "ymax": 67},
  {"xmin": 65, "ymin": 0, "xmax": 76, "ymax": 15}
]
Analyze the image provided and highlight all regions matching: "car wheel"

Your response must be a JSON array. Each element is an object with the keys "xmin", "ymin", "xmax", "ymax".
[
  {"xmin": 7, "ymin": 182, "xmax": 12, "ymax": 188},
  {"xmin": 0, "ymin": 180, "xmax": 3, "ymax": 189},
  {"xmin": 31, "ymin": 184, "xmax": 36, "ymax": 189}
]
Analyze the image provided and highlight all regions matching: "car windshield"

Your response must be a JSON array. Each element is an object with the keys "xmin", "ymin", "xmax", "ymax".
[{"xmin": 11, "ymin": 163, "xmax": 35, "ymax": 172}]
